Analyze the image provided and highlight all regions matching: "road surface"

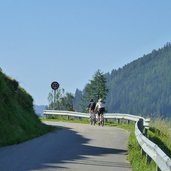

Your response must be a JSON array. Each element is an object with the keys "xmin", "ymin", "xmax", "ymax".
[{"xmin": 0, "ymin": 122, "xmax": 132, "ymax": 171}]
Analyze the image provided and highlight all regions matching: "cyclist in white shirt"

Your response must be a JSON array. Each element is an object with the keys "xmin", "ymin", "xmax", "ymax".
[{"xmin": 95, "ymin": 98, "xmax": 105, "ymax": 126}]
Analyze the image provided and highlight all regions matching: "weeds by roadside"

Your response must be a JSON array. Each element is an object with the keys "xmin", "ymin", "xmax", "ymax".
[{"xmin": 148, "ymin": 117, "xmax": 171, "ymax": 158}]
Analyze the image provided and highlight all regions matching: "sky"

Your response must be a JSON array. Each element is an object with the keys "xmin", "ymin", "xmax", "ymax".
[{"xmin": 1, "ymin": 0, "xmax": 171, "ymax": 105}]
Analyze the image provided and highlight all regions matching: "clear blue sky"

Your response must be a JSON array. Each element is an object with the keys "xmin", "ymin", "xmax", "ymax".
[{"xmin": 1, "ymin": 0, "xmax": 171, "ymax": 105}]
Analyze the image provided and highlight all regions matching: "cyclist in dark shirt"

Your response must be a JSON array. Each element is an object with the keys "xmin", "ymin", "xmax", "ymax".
[{"xmin": 88, "ymin": 99, "xmax": 96, "ymax": 125}]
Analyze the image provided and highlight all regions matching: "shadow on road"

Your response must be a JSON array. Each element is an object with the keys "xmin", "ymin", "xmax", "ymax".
[{"xmin": 0, "ymin": 125, "xmax": 131, "ymax": 171}]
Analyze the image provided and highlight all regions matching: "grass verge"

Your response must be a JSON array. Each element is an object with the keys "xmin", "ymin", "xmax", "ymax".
[
  {"xmin": 0, "ymin": 71, "xmax": 57, "ymax": 147},
  {"xmin": 148, "ymin": 118, "xmax": 171, "ymax": 158}
]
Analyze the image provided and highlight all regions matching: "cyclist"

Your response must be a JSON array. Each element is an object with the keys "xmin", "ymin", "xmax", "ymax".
[
  {"xmin": 95, "ymin": 98, "xmax": 105, "ymax": 126},
  {"xmin": 88, "ymin": 99, "xmax": 96, "ymax": 125}
]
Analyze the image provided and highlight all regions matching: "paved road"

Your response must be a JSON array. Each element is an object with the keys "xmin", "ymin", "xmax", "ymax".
[{"xmin": 0, "ymin": 122, "xmax": 132, "ymax": 171}]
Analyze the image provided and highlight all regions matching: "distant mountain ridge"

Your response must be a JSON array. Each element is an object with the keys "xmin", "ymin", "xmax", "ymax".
[
  {"xmin": 74, "ymin": 43, "xmax": 171, "ymax": 117},
  {"xmin": 34, "ymin": 105, "xmax": 47, "ymax": 116},
  {"xmin": 105, "ymin": 43, "xmax": 171, "ymax": 117}
]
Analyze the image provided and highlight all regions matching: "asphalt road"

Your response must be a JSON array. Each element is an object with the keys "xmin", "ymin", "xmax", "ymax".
[{"xmin": 0, "ymin": 122, "xmax": 132, "ymax": 171}]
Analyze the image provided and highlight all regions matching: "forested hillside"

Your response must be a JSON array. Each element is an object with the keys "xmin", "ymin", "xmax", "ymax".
[
  {"xmin": 105, "ymin": 43, "xmax": 171, "ymax": 117},
  {"xmin": 0, "ymin": 71, "xmax": 53, "ymax": 146},
  {"xmin": 74, "ymin": 43, "xmax": 171, "ymax": 117}
]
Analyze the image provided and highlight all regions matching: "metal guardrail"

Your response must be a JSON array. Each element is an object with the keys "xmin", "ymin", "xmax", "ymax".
[
  {"xmin": 135, "ymin": 121, "xmax": 171, "ymax": 171},
  {"xmin": 43, "ymin": 110, "xmax": 171, "ymax": 171},
  {"xmin": 44, "ymin": 110, "xmax": 90, "ymax": 118},
  {"xmin": 43, "ymin": 110, "xmax": 143, "ymax": 121}
]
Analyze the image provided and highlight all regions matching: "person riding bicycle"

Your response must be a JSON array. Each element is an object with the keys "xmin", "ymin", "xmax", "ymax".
[
  {"xmin": 88, "ymin": 99, "xmax": 96, "ymax": 125},
  {"xmin": 95, "ymin": 98, "xmax": 105, "ymax": 126}
]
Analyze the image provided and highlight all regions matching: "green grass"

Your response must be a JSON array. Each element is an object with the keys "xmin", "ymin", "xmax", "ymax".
[
  {"xmin": 0, "ymin": 102, "xmax": 56, "ymax": 146},
  {"xmin": 0, "ymin": 71, "xmax": 56, "ymax": 146},
  {"xmin": 148, "ymin": 118, "xmax": 171, "ymax": 158},
  {"xmin": 127, "ymin": 126, "xmax": 156, "ymax": 171}
]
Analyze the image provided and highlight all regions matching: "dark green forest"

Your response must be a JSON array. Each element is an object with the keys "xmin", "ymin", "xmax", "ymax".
[{"xmin": 74, "ymin": 43, "xmax": 171, "ymax": 117}]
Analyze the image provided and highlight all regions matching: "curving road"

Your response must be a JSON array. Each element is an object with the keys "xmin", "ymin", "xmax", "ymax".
[{"xmin": 0, "ymin": 122, "xmax": 132, "ymax": 171}]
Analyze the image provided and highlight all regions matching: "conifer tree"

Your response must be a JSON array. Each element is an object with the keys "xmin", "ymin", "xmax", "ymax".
[{"xmin": 81, "ymin": 69, "xmax": 108, "ymax": 112}]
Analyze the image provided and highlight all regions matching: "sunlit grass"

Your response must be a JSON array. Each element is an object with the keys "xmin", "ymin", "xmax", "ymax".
[{"xmin": 148, "ymin": 117, "xmax": 171, "ymax": 158}]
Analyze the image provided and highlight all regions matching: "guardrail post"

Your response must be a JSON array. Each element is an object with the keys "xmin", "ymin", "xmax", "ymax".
[
  {"xmin": 141, "ymin": 148, "xmax": 145, "ymax": 156},
  {"xmin": 143, "ymin": 118, "xmax": 150, "ymax": 137},
  {"xmin": 144, "ymin": 128, "xmax": 148, "ymax": 137},
  {"xmin": 156, "ymin": 166, "xmax": 161, "ymax": 171},
  {"xmin": 146, "ymin": 154, "xmax": 152, "ymax": 164},
  {"xmin": 138, "ymin": 118, "xmax": 144, "ymax": 132}
]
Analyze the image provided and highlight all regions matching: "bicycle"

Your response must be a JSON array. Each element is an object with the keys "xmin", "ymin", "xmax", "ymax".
[
  {"xmin": 90, "ymin": 112, "xmax": 96, "ymax": 125},
  {"xmin": 97, "ymin": 114, "xmax": 104, "ymax": 126}
]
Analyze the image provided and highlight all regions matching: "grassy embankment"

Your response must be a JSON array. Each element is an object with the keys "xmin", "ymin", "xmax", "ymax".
[
  {"xmin": 0, "ymin": 71, "xmax": 55, "ymax": 146},
  {"xmin": 43, "ymin": 115, "xmax": 171, "ymax": 171}
]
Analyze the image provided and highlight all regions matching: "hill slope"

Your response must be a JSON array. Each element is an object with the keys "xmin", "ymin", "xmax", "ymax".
[
  {"xmin": 105, "ymin": 43, "xmax": 171, "ymax": 117},
  {"xmin": 0, "ymin": 71, "xmax": 53, "ymax": 146}
]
